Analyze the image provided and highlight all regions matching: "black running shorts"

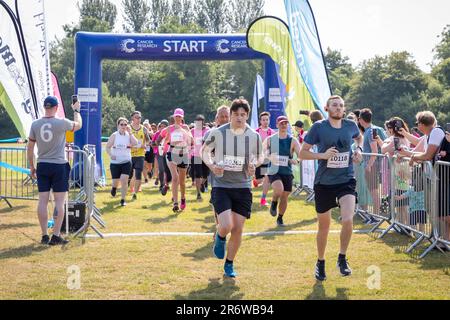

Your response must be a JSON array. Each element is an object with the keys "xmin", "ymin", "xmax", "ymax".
[
  {"xmin": 313, "ymin": 179, "xmax": 357, "ymax": 214},
  {"xmin": 268, "ymin": 174, "xmax": 294, "ymax": 192},
  {"xmin": 110, "ymin": 161, "xmax": 132, "ymax": 179},
  {"xmin": 211, "ymin": 187, "xmax": 252, "ymax": 219}
]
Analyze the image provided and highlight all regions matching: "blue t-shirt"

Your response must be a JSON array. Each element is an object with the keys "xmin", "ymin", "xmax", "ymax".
[
  {"xmin": 363, "ymin": 125, "xmax": 387, "ymax": 154},
  {"xmin": 304, "ymin": 119, "xmax": 361, "ymax": 185}
]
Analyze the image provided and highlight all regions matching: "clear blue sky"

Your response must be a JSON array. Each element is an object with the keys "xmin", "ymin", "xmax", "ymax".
[{"xmin": 44, "ymin": 0, "xmax": 449, "ymax": 72}]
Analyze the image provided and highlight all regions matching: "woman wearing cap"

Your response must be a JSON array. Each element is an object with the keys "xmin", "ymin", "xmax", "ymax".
[
  {"xmin": 160, "ymin": 108, "xmax": 193, "ymax": 212},
  {"xmin": 105, "ymin": 117, "xmax": 138, "ymax": 207},
  {"xmin": 264, "ymin": 116, "xmax": 301, "ymax": 226}
]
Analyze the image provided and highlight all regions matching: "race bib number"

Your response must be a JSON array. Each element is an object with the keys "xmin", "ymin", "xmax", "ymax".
[
  {"xmin": 327, "ymin": 152, "xmax": 350, "ymax": 169},
  {"xmin": 171, "ymin": 132, "xmax": 183, "ymax": 142},
  {"xmin": 195, "ymin": 137, "xmax": 203, "ymax": 146},
  {"xmin": 271, "ymin": 155, "xmax": 289, "ymax": 167},
  {"xmin": 223, "ymin": 155, "xmax": 245, "ymax": 172},
  {"xmin": 136, "ymin": 140, "xmax": 142, "ymax": 148}
]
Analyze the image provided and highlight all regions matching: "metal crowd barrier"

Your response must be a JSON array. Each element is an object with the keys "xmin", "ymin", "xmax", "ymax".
[
  {"xmin": 354, "ymin": 153, "xmax": 391, "ymax": 227},
  {"xmin": 356, "ymin": 153, "xmax": 449, "ymax": 258},
  {"xmin": 0, "ymin": 146, "xmax": 37, "ymax": 207},
  {"xmin": 0, "ymin": 144, "xmax": 104, "ymax": 241},
  {"xmin": 292, "ymin": 160, "xmax": 315, "ymax": 202}
]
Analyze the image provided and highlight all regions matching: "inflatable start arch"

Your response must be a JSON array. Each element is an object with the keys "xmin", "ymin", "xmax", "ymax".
[{"xmin": 74, "ymin": 32, "xmax": 284, "ymax": 180}]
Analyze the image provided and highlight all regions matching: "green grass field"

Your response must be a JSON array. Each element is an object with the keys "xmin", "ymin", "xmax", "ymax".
[
  {"xmin": 0, "ymin": 144, "xmax": 449, "ymax": 299},
  {"xmin": 1, "ymin": 179, "xmax": 449, "ymax": 300}
]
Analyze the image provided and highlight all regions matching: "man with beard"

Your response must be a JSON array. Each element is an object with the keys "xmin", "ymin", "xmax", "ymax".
[{"xmin": 300, "ymin": 96, "xmax": 363, "ymax": 281}]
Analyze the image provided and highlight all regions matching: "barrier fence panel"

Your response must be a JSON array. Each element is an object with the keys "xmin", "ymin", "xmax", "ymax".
[
  {"xmin": 0, "ymin": 146, "xmax": 38, "ymax": 207},
  {"xmin": 356, "ymin": 153, "xmax": 392, "ymax": 230},
  {"xmin": 387, "ymin": 157, "xmax": 434, "ymax": 254},
  {"xmin": 433, "ymin": 161, "xmax": 450, "ymax": 255}
]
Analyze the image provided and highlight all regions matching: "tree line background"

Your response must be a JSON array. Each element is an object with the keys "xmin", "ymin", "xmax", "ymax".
[{"xmin": 0, "ymin": 0, "xmax": 448, "ymax": 137}]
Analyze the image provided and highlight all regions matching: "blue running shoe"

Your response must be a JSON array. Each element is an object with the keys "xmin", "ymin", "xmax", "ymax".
[
  {"xmin": 213, "ymin": 233, "xmax": 226, "ymax": 259},
  {"xmin": 224, "ymin": 262, "xmax": 237, "ymax": 278}
]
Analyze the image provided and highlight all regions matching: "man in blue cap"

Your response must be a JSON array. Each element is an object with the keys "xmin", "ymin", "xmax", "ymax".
[{"xmin": 26, "ymin": 96, "xmax": 82, "ymax": 245}]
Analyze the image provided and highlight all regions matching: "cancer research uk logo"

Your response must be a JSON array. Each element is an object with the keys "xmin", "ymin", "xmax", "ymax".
[
  {"xmin": 120, "ymin": 39, "xmax": 136, "ymax": 53},
  {"xmin": 215, "ymin": 39, "xmax": 247, "ymax": 54},
  {"xmin": 215, "ymin": 39, "xmax": 230, "ymax": 53}
]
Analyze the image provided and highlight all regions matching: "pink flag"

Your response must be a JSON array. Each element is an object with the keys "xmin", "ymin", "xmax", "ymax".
[{"xmin": 52, "ymin": 72, "xmax": 66, "ymax": 119}]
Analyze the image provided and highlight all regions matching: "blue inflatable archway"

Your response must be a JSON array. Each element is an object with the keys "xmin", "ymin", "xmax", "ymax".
[{"xmin": 74, "ymin": 32, "xmax": 284, "ymax": 179}]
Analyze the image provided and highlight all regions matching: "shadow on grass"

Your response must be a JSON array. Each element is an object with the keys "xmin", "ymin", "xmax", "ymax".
[
  {"xmin": 174, "ymin": 277, "xmax": 243, "ymax": 300},
  {"xmin": 247, "ymin": 218, "xmax": 317, "ymax": 241},
  {"xmin": 0, "ymin": 205, "xmax": 29, "ymax": 214},
  {"xmin": 305, "ymin": 282, "xmax": 349, "ymax": 300},
  {"xmin": 99, "ymin": 200, "xmax": 132, "ymax": 215},
  {"xmin": 182, "ymin": 240, "xmax": 214, "ymax": 261},
  {"xmin": 191, "ymin": 204, "xmax": 213, "ymax": 214},
  {"xmin": 365, "ymin": 230, "xmax": 450, "ymax": 272},
  {"xmin": 0, "ymin": 243, "xmax": 49, "ymax": 260},
  {"xmin": 146, "ymin": 213, "xmax": 179, "ymax": 224},
  {"xmin": 0, "ymin": 222, "xmax": 36, "ymax": 231},
  {"xmin": 144, "ymin": 200, "xmax": 171, "ymax": 211}
]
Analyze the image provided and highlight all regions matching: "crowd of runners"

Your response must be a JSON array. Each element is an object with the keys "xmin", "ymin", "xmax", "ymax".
[{"xmin": 28, "ymin": 94, "xmax": 450, "ymax": 281}]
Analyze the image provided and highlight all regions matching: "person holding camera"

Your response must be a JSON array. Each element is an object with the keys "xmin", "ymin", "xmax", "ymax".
[
  {"xmin": 27, "ymin": 96, "xmax": 82, "ymax": 245},
  {"xmin": 381, "ymin": 117, "xmax": 411, "ymax": 156},
  {"xmin": 106, "ymin": 117, "xmax": 138, "ymax": 207}
]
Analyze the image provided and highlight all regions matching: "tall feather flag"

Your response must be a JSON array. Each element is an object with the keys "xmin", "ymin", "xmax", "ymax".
[
  {"xmin": 247, "ymin": 16, "xmax": 316, "ymax": 126},
  {"xmin": 250, "ymin": 74, "xmax": 265, "ymax": 129},
  {"xmin": 0, "ymin": 0, "xmax": 52, "ymax": 137},
  {"xmin": 284, "ymin": 0, "xmax": 332, "ymax": 115}
]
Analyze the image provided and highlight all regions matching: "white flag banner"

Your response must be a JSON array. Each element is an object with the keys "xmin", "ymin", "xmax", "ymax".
[
  {"xmin": 250, "ymin": 74, "xmax": 265, "ymax": 129},
  {"xmin": 15, "ymin": 0, "xmax": 51, "ymax": 116},
  {"xmin": 0, "ymin": 1, "xmax": 36, "ymax": 137}
]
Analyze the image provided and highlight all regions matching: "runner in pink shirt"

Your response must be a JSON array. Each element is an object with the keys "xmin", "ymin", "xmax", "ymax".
[{"xmin": 255, "ymin": 112, "xmax": 276, "ymax": 207}]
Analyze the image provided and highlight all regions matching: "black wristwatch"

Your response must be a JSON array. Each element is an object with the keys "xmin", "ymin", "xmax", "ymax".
[{"xmin": 74, "ymin": 109, "xmax": 81, "ymax": 113}]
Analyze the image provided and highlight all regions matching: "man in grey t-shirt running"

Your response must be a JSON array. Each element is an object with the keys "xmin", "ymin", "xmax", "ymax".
[
  {"xmin": 27, "ymin": 96, "xmax": 82, "ymax": 245},
  {"xmin": 202, "ymin": 99, "xmax": 263, "ymax": 278}
]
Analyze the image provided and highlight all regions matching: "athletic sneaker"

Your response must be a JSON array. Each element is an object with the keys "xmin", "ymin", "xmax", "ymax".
[
  {"xmin": 138, "ymin": 186, "xmax": 142, "ymax": 192},
  {"xmin": 132, "ymin": 193, "xmax": 137, "ymax": 200},
  {"xmin": 213, "ymin": 233, "xmax": 226, "ymax": 259},
  {"xmin": 120, "ymin": 199, "xmax": 126, "ymax": 206},
  {"xmin": 41, "ymin": 235, "xmax": 50, "ymax": 245},
  {"xmin": 110, "ymin": 187, "xmax": 117, "ymax": 197},
  {"xmin": 260, "ymin": 198, "xmax": 268, "ymax": 207},
  {"xmin": 145, "ymin": 179, "xmax": 148, "ymax": 184},
  {"xmin": 48, "ymin": 234, "xmax": 69, "ymax": 246},
  {"xmin": 270, "ymin": 201, "xmax": 278, "ymax": 217},
  {"xmin": 173, "ymin": 203, "xmax": 180, "ymax": 212},
  {"xmin": 161, "ymin": 185, "xmax": 168, "ymax": 196},
  {"xmin": 200, "ymin": 183, "xmax": 206, "ymax": 193},
  {"xmin": 337, "ymin": 257, "xmax": 352, "ymax": 276},
  {"xmin": 277, "ymin": 215, "xmax": 285, "ymax": 227},
  {"xmin": 224, "ymin": 262, "xmax": 237, "ymax": 278},
  {"xmin": 154, "ymin": 179, "xmax": 159, "ymax": 186},
  {"xmin": 180, "ymin": 199, "xmax": 186, "ymax": 210},
  {"xmin": 197, "ymin": 193, "xmax": 202, "ymax": 201},
  {"xmin": 315, "ymin": 260, "xmax": 326, "ymax": 281}
]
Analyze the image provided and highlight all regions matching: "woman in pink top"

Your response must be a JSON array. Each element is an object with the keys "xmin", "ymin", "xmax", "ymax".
[
  {"xmin": 160, "ymin": 108, "xmax": 193, "ymax": 212},
  {"xmin": 255, "ymin": 112, "xmax": 276, "ymax": 207},
  {"xmin": 190, "ymin": 114, "xmax": 210, "ymax": 201}
]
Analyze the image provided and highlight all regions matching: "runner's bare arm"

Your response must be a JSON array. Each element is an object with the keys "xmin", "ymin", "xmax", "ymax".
[
  {"xmin": 300, "ymin": 142, "xmax": 337, "ymax": 160},
  {"xmin": 26, "ymin": 140, "xmax": 36, "ymax": 178},
  {"xmin": 105, "ymin": 134, "xmax": 115, "ymax": 158},
  {"xmin": 72, "ymin": 101, "xmax": 82, "ymax": 131}
]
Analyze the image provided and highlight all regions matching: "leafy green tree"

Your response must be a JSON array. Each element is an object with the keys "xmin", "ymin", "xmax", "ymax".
[
  {"xmin": 149, "ymin": 0, "xmax": 172, "ymax": 31},
  {"xmin": 347, "ymin": 51, "xmax": 427, "ymax": 125},
  {"xmin": 122, "ymin": 0, "xmax": 151, "ymax": 32},
  {"xmin": 195, "ymin": 0, "xmax": 229, "ymax": 33},
  {"xmin": 228, "ymin": 0, "xmax": 265, "ymax": 32},
  {"xmin": 102, "ymin": 84, "xmax": 135, "ymax": 136},
  {"xmin": 324, "ymin": 47, "xmax": 354, "ymax": 98},
  {"xmin": 78, "ymin": 0, "xmax": 117, "ymax": 31},
  {"xmin": 433, "ymin": 24, "xmax": 450, "ymax": 61}
]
